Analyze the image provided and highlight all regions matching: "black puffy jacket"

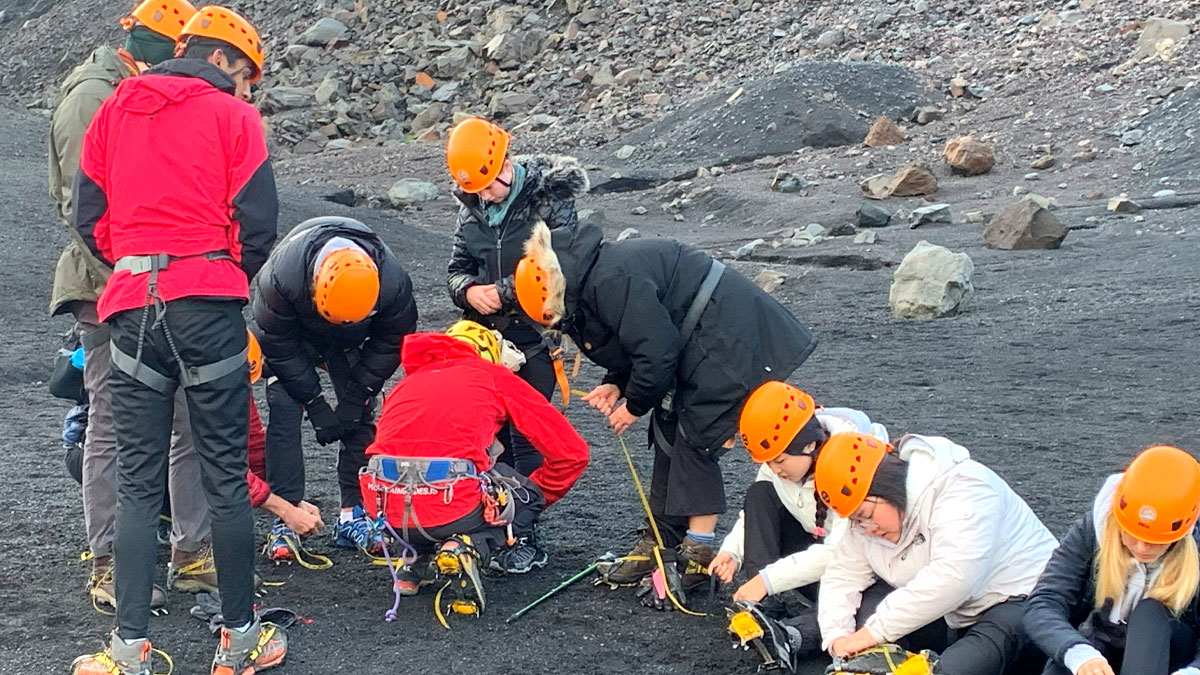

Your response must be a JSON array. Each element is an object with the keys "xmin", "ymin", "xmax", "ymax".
[
  {"xmin": 1024, "ymin": 503, "xmax": 1200, "ymax": 669},
  {"xmin": 540, "ymin": 223, "xmax": 818, "ymax": 451},
  {"xmin": 446, "ymin": 154, "xmax": 587, "ymax": 343},
  {"xmin": 252, "ymin": 217, "xmax": 418, "ymax": 406}
]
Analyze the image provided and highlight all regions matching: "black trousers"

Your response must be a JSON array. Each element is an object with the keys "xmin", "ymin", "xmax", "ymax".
[
  {"xmin": 108, "ymin": 300, "xmax": 254, "ymax": 638},
  {"xmin": 263, "ymin": 348, "xmax": 377, "ymax": 509},
  {"xmin": 857, "ymin": 582, "xmax": 1042, "ymax": 675},
  {"xmin": 741, "ymin": 480, "xmax": 817, "ymax": 579},
  {"xmin": 496, "ymin": 331, "xmax": 555, "ymax": 476},
  {"xmin": 1040, "ymin": 599, "xmax": 1198, "ymax": 675},
  {"xmin": 646, "ymin": 408, "xmax": 726, "ymax": 547},
  {"xmin": 402, "ymin": 465, "xmax": 546, "ymax": 565}
]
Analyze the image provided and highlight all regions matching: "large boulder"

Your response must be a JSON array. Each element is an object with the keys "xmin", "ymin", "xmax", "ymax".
[
  {"xmin": 887, "ymin": 163, "xmax": 938, "ymax": 197},
  {"xmin": 299, "ymin": 18, "xmax": 348, "ymax": 46},
  {"xmin": 984, "ymin": 199, "xmax": 1067, "ymax": 250},
  {"xmin": 889, "ymin": 241, "xmax": 974, "ymax": 320},
  {"xmin": 388, "ymin": 179, "xmax": 439, "ymax": 207},
  {"xmin": 942, "ymin": 136, "xmax": 995, "ymax": 176}
]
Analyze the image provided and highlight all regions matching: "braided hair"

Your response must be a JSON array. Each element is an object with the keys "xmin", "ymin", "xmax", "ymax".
[{"xmin": 783, "ymin": 413, "xmax": 830, "ymax": 539}]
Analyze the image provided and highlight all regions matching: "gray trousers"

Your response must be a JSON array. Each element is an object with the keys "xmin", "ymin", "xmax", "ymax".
[{"xmin": 75, "ymin": 301, "xmax": 211, "ymax": 556}]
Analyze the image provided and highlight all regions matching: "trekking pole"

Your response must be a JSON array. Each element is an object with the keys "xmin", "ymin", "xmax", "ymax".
[{"xmin": 505, "ymin": 552, "xmax": 618, "ymax": 624}]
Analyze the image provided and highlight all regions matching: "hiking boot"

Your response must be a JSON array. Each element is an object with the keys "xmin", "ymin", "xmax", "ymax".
[
  {"xmin": 211, "ymin": 618, "xmax": 287, "ymax": 675},
  {"xmin": 677, "ymin": 536, "xmax": 716, "ymax": 591},
  {"xmin": 601, "ymin": 530, "xmax": 658, "ymax": 586},
  {"xmin": 332, "ymin": 506, "xmax": 385, "ymax": 555},
  {"xmin": 71, "ymin": 630, "xmax": 154, "ymax": 675},
  {"xmin": 489, "ymin": 536, "xmax": 549, "ymax": 575},
  {"xmin": 728, "ymin": 600, "xmax": 803, "ymax": 673},
  {"xmin": 263, "ymin": 519, "xmax": 296, "ymax": 562},
  {"xmin": 169, "ymin": 541, "xmax": 219, "ymax": 593},
  {"xmin": 89, "ymin": 556, "xmax": 167, "ymax": 616},
  {"xmin": 435, "ymin": 535, "xmax": 486, "ymax": 617},
  {"xmin": 395, "ymin": 556, "xmax": 434, "ymax": 596}
]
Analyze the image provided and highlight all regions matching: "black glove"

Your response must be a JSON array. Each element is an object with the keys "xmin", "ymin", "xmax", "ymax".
[
  {"xmin": 335, "ymin": 399, "xmax": 366, "ymax": 429},
  {"xmin": 635, "ymin": 562, "xmax": 687, "ymax": 612},
  {"xmin": 305, "ymin": 397, "xmax": 343, "ymax": 446}
]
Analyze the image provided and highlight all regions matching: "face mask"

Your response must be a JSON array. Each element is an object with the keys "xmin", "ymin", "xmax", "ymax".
[{"xmin": 124, "ymin": 25, "xmax": 176, "ymax": 66}]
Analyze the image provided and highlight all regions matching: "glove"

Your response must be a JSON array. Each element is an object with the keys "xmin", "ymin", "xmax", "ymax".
[
  {"xmin": 635, "ymin": 563, "xmax": 687, "ymax": 611},
  {"xmin": 335, "ymin": 399, "xmax": 366, "ymax": 429},
  {"xmin": 305, "ymin": 397, "xmax": 343, "ymax": 445},
  {"xmin": 826, "ymin": 645, "xmax": 939, "ymax": 675}
]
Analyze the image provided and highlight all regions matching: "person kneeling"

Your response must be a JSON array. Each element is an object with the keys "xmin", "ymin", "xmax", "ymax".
[
  {"xmin": 359, "ymin": 323, "xmax": 588, "ymax": 603},
  {"xmin": 1025, "ymin": 445, "xmax": 1200, "ymax": 675}
]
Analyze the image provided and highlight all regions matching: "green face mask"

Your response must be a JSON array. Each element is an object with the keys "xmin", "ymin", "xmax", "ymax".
[{"xmin": 124, "ymin": 25, "xmax": 177, "ymax": 66}]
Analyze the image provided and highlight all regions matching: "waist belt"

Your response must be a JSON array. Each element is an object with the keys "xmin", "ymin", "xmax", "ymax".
[
  {"xmin": 79, "ymin": 324, "xmax": 112, "ymax": 350},
  {"xmin": 113, "ymin": 251, "xmax": 233, "ymax": 275},
  {"xmin": 111, "ymin": 341, "xmax": 248, "ymax": 393}
]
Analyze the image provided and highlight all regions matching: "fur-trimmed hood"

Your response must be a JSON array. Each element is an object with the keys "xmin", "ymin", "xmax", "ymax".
[
  {"xmin": 518, "ymin": 220, "xmax": 605, "ymax": 327},
  {"xmin": 510, "ymin": 153, "xmax": 590, "ymax": 202},
  {"xmin": 521, "ymin": 222, "xmax": 566, "ymax": 325}
]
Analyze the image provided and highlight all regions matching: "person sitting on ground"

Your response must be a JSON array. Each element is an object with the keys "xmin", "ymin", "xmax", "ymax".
[
  {"xmin": 252, "ymin": 216, "xmax": 417, "ymax": 560},
  {"xmin": 511, "ymin": 220, "xmax": 817, "ymax": 594},
  {"xmin": 445, "ymin": 117, "xmax": 588, "ymax": 477},
  {"xmin": 1024, "ymin": 445, "xmax": 1200, "ymax": 675},
  {"xmin": 359, "ymin": 322, "xmax": 588, "ymax": 596},
  {"xmin": 713, "ymin": 383, "xmax": 887, "ymax": 664},
  {"xmin": 746, "ymin": 431, "xmax": 1058, "ymax": 674}
]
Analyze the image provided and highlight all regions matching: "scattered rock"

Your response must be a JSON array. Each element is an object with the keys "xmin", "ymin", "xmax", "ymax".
[
  {"xmin": 909, "ymin": 203, "xmax": 952, "ymax": 228},
  {"xmin": 984, "ymin": 200, "xmax": 1068, "ymax": 250},
  {"xmin": 1031, "ymin": 155, "xmax": 1056, "ymax": 170},
  {"xmin": 770, "ymin": 169, "xmax": 808, "ymax": 194},
  {"xmin": 735, "ymin": 239, "xmax": 766, "ymax": 259},
  {"xmin": 414, "ymin": 72, "xmax": 435, "ymax": 89},
  {"xmin": 1082, "ymin": 191, "xmax": 1104, "ymax": 201},
  {"xmin": 887, "ymin": 163, "xmax": 938, "ymax": 197},
  {"xmin": 942, "ymin": 136, "xmax": 995, "ymax": 176},
  {"xmin": 1153, "ymin": 189, "xmax": 1178, "ymax": 198},
  {"xmin": 1022, "ymin": 194, "xmax": 1059, "ymax": 210},
  {"xmin": 948, "ymin": 75, "xmax": 970, "ymax": 98},
  {"xmin": 1121, "ymin": 129, "xmax": 1146, "ymax": 146},
  {"xmin": 299, "ymin": 17, "xmax": 348, "ymax": 46},
  {"xmin": 489, "ymin": 91, "xmax": 538, "ymax": 115},
  {"xmin": 815, "ymin": 28, "xmax": 845, "ymax": 49},
  {"xmin": 853, "ymin": 230, "xmax": 877, "ymax": 245},
  {"xmin": 790, "ymin": 223, "xmax": 828, "ymax": 245},
  {"xmin": 753, "ymin": 269, "xmax": 788, "ymax": 294},
  {"xmin": 828, "ymin": 223, "xmax": 858, "ymax": 237},
  {"xmin": 864, "ymin": 116, "xmax": 906, "ymax": 147},
  {"xmin": 1107, "ymin": 196, "xmax": 1142, "ymax": 213},
  {"xmin": 913, "ymin": 106, "xmax": 943, "ymax": 125},
  {"xmin": 259, "ymin": 86, "xmax": 313, "ymax": 114},
  {"xmin": 860, "ymin": 174, "xmax": 892, "ymax": 200},
  {"xmin": 1024, "ymin": 173, "xmax": 1040, "ymax": 181},
  {"xmin": 856, "ymin": 202, "xmax": 893, "ymax": 228},
  {"xmin": 614, "ymin": 144, "xmax": 638, "ymax": 160},
  {"xmin": 578, "ymin": 209, "xmax": 607, "ymax": 226},
  {"xmin": 387, "ymin": 179, "xmax": 439, "ymax": 207},
  {"xmin": 1013, "ymin": 186, "xmax": 1028, "ymax": 196},
  {"xmin": 410, "ymin": 103, "xmax": 448, "ymax": 133},
  {"xmin": 617, "ymin": 227, "xmax": 641, "ymax": 241},
  {"xmin": 889, "ymin": 241, "xmax": 975, "ymax": 320},
  {"xmin": 322, "ymin": 189, "xmax": 356, "ymax": 207},
  {"xmin": 1133, "ymin": 18, "xmax": 1190, "ymax": 60},
  {"xmin": 964, "ymin": 211, "xmax": 986, "ymax": 224},
  {"xmin": 631, "ymin": 206, "xmax": 648, "ymax": 215}
]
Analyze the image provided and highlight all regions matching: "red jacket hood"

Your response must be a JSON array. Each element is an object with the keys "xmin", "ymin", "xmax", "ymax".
[
  {"xmin": 401, "ymin": 333, "xmax": 485, "ymax": 374},
  {"xmin": 111, "ymin": 73, "xmax": 220, "ymax": 116}
]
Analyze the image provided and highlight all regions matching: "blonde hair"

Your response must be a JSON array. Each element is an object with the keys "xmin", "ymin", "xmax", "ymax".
[{"xmin": 1094, "ymin": 515, "xmax": 1200, "ymax": 616}]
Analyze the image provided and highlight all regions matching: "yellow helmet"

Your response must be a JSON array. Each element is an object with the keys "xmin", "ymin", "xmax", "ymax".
[{"xmin": 446, "ymin": 320, "xmax": 501, "ymax": 365}]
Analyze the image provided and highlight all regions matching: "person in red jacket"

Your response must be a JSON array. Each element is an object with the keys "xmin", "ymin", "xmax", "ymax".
[
  {"xmin": 361, "ymin": 322, "xmax": 588, "ymax": 596},
  {"xmin": 70, "ymin": 6, "xmax": 284, "ymax": 675}
]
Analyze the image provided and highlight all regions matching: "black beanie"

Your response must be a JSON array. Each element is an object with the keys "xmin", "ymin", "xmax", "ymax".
[{"xmin": 783, "ymin": 414, "xmax": 828, "ymax": 457}]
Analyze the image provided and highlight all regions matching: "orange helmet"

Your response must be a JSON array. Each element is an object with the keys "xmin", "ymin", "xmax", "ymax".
[
  {"xmin": 246, "ymin": 328, "xmax": 263, "ymax": 383},
  {"xmin": 180, "ymin": 5, "xmax": 265, "ymax": 82},
  {"xmin": 122, "ymin": 0, "xmax": 198, "ymax": 40},
  {"xmin": 446, "ymin": 118, "xmax": 510, "ymax": 193},
  {"xmin": 814, "ymin": 432, "xmax": 893, "ymax": 517},
  {"xmin": 514, "ymin": 255, "xmax": 556, "ymax": 326},
  {"xmin": 740, "ymin": 382, "xmax": 817, "ymax": 463},
  {"xmin": 1113, "ymin": 445, "xmax": 1200, "ymax": 545},
  {"xmin": 314, "ymin": 248, "xmax": 380, "ymax": 325}
]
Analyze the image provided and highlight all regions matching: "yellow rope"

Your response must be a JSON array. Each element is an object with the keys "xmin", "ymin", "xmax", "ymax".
[{"xmin": 265, "ymin": 534, "xmax": 333, "ymax": 570}]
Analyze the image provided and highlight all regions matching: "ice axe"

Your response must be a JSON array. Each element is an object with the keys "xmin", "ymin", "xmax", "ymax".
[{"xmin": 505, "ymin": 552, "xmax": 618, "ymax": 624}]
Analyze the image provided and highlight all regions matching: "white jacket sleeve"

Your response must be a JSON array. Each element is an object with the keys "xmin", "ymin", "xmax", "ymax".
[
  {"xmin": 863, "ymin": 477, "xmax": 1004, "ymax": 643},
  {"xmin": 761, "ymin": 512, "xmax": 849, "ymax": 594},
  {"xmin": 719, "ymin": 465, "xmax": 776, "ymax": 567},
  {"xmin": 818, "ymin": 529, "xmax": 878, "ymax": 651}
]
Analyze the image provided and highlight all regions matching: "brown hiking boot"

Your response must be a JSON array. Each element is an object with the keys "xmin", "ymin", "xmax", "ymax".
[
  {"xmin": 600, "ymin": 531, "xmax": 658, "ymax": 586},
  {"xmin": 169, "ymin": 541, "xmax": 219, "ymax": 593},
  {"xmin": 677, "ymin": 536, "xmax": 716, "ymax": 591},
  {"xmin": 89, "ymin": 555, "xmax": 167, "ymax": 615},
  {"xmin": 211, "ymin": 618, "xmax": 287, "ymax": 675}
]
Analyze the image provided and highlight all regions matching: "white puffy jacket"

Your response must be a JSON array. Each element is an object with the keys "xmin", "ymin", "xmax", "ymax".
[
  {"xmin": 817, "ymin": 434, "xmax": 1058, "ymax": 650},
  {"xmin": 719, "ymin": 408, "xmax": 889, "ymax": 594}
]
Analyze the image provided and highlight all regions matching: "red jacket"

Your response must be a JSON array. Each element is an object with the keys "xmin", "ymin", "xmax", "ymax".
[
  {"xmin": 73, "ymin": 59, "xmax": 277, "ymax": 321},
  {"xmin": 361, "ymin": 333, "xmax": 589, "ymax": 529},
  {"xmin": 246, "ymin": 396, "xmax": 269, "ymax": 508}
]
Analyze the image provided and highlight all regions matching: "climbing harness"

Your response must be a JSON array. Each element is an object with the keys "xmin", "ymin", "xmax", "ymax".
[{"xmin": 108, "ymin": 252, "xmax": 246, "ymax": 395}]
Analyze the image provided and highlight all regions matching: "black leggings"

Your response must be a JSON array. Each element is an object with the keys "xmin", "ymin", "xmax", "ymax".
[
  {"xmin": 496, "ymin": 343, "xmax": 555, "ymax": 476},
  {"xmin": 741, "ymin": 480, "xmax": 818, "ymax": 580},
  {"xmin": 1040, "ymin": 599, "xmax": 1199, "ymax": 675}
]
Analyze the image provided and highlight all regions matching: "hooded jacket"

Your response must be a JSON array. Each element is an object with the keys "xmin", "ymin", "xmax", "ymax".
[
  {"xmin": 48, "ymin": 46, "xmax": 129, "ymax": 315},
  {"xmin": 73, "ymin": 59, "xmax": 278, "ymax": 321},
  {"xmin": 719, "ymin": 408, "xmax": 888, "ymax": 595},
  {"xmin": 522, "ymin": 221, "xmax": 817, "ymax": 451},
  {"xmin": 817, "ymin": 435, "xmax": 1058, "ymax": 650},
  {"xmin": 252, "ymin": 217, "xmax": 418, "ymax": 406},
  {"xmin": 446, "ymin": 154, "xmax": 588, "ymax": 342},
  {"xmin": 361, "ymin": 333, "xmax": 589, "ymax": 528},
  {"xmin": 1024, "ymin": 474, "xmax": 1200, "ymax": 674}
]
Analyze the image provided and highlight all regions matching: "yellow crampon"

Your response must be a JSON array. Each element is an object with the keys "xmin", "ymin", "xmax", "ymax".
[
  {"xmin": 830, "ymin": 645, "xmax": 935, "ymax": 675},
  {"xmin": 431, "ymin": 536, "xmax": 485, "ymax": 629},
  {"xmin": 263, "ymin": 533, "xmax": 333, "ymax": 570},
  {"xmin": 726, "ymin": 607, "xmax": 783, "ymax": 669}
]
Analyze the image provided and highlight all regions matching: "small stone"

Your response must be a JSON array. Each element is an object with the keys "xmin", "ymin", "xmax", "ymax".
[
  {"xmin": 578, "ymin": 209, "xmax": 607, "ymax": 226},
  {"xmin": 1153, "ymin": 189, "xmax": 1178, "ymax": 198},
  {"xmin": 414, "ymin": 72, "xmax": 435, "ymax": 89},
  {"xmin": 984, "ymin": 200, "xmax": 1068, "ymax": 250},
  {"xmin": 314, "ymin": 76, "xmax": 339, "ymax": 105},
  {"xmin": 815, "ymin": 27, "xmax": 845, "ymax": 48},
  {"xmin": 1022, "ymin": 194, "xmax": 1059, "ymax": 210},
  {"xmin": 913, "ymin": 106, "xmax": 943, "ymax": 125},
  {"xmin": 489, "ymin": 91, "xmax": 538, "ymax": 114},
  {"xmin": 942, "ymin": 136, "xmax": 995, "ymax": 176},
  {"xmin": 1082, "ymin": 191, "xmax": 1104, "ymax": 200},
  {"xmin": 909, "ymin": 203, "xmax": 952, "ymax": 229},
  {"xmin": 735, "ymin": 239, "xmax": 766, "ymax": 258},
  {"xmin": 1013, "ymin": 186, "xmax": 1028, "ymax": 196},
  {"xmin": 853, "ymin": 230, "xmax": 878, "ymax": 245},
  {"xmin": 828, "ymin": 223, "xmax": 858, "ymax": 237},
  {"xmin": 1133, "ymin": 18, "xmax": 1190, "ymax": 60},
  {"xmin": 614, "ymin": 67, "xmax": 642, "ymax": 85},
  {"xmin": 387, "ymin": 179, "xmax": 439, "ymax": 207},
  {"xmin": 631, "ymin": 206, "xmax": 648, "ymax": 216},
  {"xmin": 887, "ymin": 163, "xmax": 938, "ymax": 197},
  {"xmin": 673, "ymin": 214, "xmax": 685, "ymax": 222},
  {"xmin": 1133, "ymin": 215, "xmax": 1146, "ymax": 223},
  {"xmin": 299, "ymin": 17, "xmax": 348, "ymax": 46},
  {"xmin": 856, "ymin": 202, "xmax": 892, "ymax": 228},
  {"xmin": 753, "ymin": 269, "xmax": 788, "ymax": 294},
  {"xmin": 1120, "ymin": 130, "xmax": 1145, "ymax": 146},
  {"xmin": 614, "ymin": 144, "xmax": 637, "ymax": 160},
  {"xmin": 860, "ymin": 173, "xmax": 892, "ymax": 200},
  {"xmin": 964, "ymin": 211, "xmax": 986, "ymax": 224},
  {"xmin": 1094, "ymin": 84, "xmax": 1115, "ymax": 94},
  {"xmin": 1024, "ymin": 173, "xmax": 1040, "ymax": 181},
  {"xmin": 791, "ymin": 223, "xmax": 828, "ymax": 243},
  {"xmin": 864, "ymin": 116, "xmax": 906, "ymax": 147},
  {"xmin": 1107, "ymin": 196, "xmax": 1142, "ymax": 213},
  {"xmin": 1030, "ymin": 155, "xmax": 1056, "ymax": 170},
  {"xmin": 616, "ymin": 228, "xmax": 641, "ymax": 241},
  {"xmin": 770, "ymin": 169, "xmax": 808, "ymax": 194},
  {"xmin": 948, "ymin": 75, "xmax": 970, "ymax": 98}
]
